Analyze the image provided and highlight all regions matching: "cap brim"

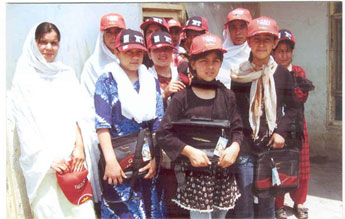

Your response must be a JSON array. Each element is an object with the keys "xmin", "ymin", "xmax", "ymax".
[
  {"xmin": 103, "ymin": 24, "xmax": 125, "ymax": 30},
  {"xmin": 140, "ymin": 21, "xmax": 168, "ymax": 32},
  {"xmin": 183, "ymin": 26, "xmax": 205, "ymax": 32},
  {"xmin": 150, "ymin": 43, "xmax": 175, "ymax": 50},
  {"xmin": 190, "ymin": 48, "xmax": 227, "ymax": 56},
  {"xmin": 279, "ymin": 37, "xmax": 295, "ymax": 44},
  {"xmin": 118, "ymin": 44, "xmax": 148, "ymax": 52},
  {"xmin": 248, "ymin": 31, "xmax": 278, "ymax": 38}
]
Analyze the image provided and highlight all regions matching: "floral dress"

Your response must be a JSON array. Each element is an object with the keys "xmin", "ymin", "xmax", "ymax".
[{"xmin": 94, "ymin": 71, "xmax": 164, "ymax": 218}]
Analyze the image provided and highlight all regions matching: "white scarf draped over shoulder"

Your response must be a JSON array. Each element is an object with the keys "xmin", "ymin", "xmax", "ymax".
[
  {"xmin": 230, "ymin": 56, "xmax": 278, "ymax": 139},
  {"xmin": 105, "ymin": 63, "xmax": 157, "ymax": 123},
  {"xmin": 10, "ymin": 24, "xmax": 88, "ymax": 204}
]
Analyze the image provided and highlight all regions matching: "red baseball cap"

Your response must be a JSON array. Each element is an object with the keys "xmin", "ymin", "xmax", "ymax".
[
  {"xmin": 115, "ymin": 29, "xmax": 148, "ymax": 52},
  {"xmin": 168, "ymin": 18, "xmax": 182, "ymax": 30},
  {"xmin": 278, "ymin": 29, "xmax": 296, "ymax": 45},
  {"xmin": 224, "ymin": 8, "xmax": 252, "ymax": 27},
  {"xmin": 56, "ymin": 160, "xmax": 93, "ymax": 205},
  {"xmin": 147, "ymin": 31, "xmax": 175, "ymax": 50},
  {"xmin": 183, "ymin": 16, "xmax": 209, "ymax": 32},
  {"xmin": 189, "ymin": 33, "xmax": 227, "ymax": 56},
  {"xmin": 100, "ymin": 13, "xmax": 126, "ymax": 31},
  {"xmin": 247, "ymin": 16, "xmax": 279, "ymax": 38},
  {"xmin": 140, "ymin": 16, "xmax": 169, "ymax": 33}
]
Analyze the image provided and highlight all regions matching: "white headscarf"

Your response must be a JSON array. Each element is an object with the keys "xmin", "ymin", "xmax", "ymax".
[
  {"xmin": 80, "ymin": 32, "xmax": 119, "ymax": 100},
  {"xmin": 10, "ymin": 23, "xmax": 88, "ymax": 204},
  {"xmin": 79, "ymin": 31, "xmax": 118, "ymax": 202},
  {"xmin": 231, "ymin": 56, "xmax": 278, "ymax": 139},
  {"xmin": 105, "ymin": 62, "xmax": 157, "ymax": 123},
  {"xmin": 217, "ymin": 27, "xmax": 251, "ymax": 89}
]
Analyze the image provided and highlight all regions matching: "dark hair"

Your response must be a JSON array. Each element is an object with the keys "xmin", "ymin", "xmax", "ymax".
[
  {"xmin": 35, "ymin": 22, "xmax": 61, "ymax": 42},
  {"xmin": 272, "ymin": 39, "xmax": 295, "ymax": 52},
  {"xmin": 189, "ymin": 50, "xmax": 224, "ymax": 75}
]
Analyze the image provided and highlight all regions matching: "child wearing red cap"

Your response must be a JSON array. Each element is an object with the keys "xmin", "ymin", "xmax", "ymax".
[
  {"xmin": 80, "ymin": 13, "xmax": 126, "ymax": 210},
  {"xmin": 272, "ymin": 29, "xmax": 314, "ymax": 219},
  {"xmin": 230, "ymin": 17, "xmax": 300, "ymax": 218},
  {"xmin": 167, "ymin": 18, "xmax": 187, "ymax": 67},
  {"xmin": 147, "ymin": 30, "xmax": 188, "ymax": 218},
  {"xmin": 156, "ymin": 33, "xmax": 243, "ymax": 218},
  {"xmin": 94, "ymin": 29, "xmax": 164, "ymax": 218},
  {"xmin": 140, "ymin": 16, "xmax": 169, "ymax": 68},
  {"xmin": 217, "ymin": 8, "xmax": 252, "ymax": 89}
]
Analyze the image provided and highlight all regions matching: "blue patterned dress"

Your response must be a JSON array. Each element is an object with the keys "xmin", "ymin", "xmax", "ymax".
[{"xmin": 94, "ymin": 71, "xmax": 164, "ymax": 219}]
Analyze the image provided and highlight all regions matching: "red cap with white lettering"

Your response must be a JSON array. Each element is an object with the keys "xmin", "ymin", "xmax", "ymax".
[
  {"xmin": 189, "ymin": 33, "xmax": 227, "ymax": 56},
  {"xmin": 100, "ymin": 13, "xmax": 126, "ymax": 31},
  {"xmin": 147, "ymin": 31, "xmax": 175, "ymax": 50},
  {"xmin": 224, "ymin": 8, "xmax": 252, "ymax": 27},
  {"xmin": 247, "ymin": 16, "xmax": 279, "ymax": 38},
  {"xmin": 56, "ymin": 160, "xmax": 93, "ymax": 205}
]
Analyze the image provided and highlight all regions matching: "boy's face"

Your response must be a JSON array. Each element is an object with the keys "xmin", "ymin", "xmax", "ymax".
[
  {"xmin": 103, "ymin": 27, "xmax": 122, "ymax": 52},
  {"xmin": 247, "ymin": 33, "xmax": 278, "ymax": 64},
  {"xmin": 272, "ymin": 42, "xmax": 293, "ymax": 67},
  {"xmin": 169, "ymin": 27, "xmax": 181, "ymax": 47},
  {"xmin": 115, "ymin": 49, "xmax": 144, "ymax": 73},
  {"xmin": 190, "ymin": 51, "xmax": 222, "ymax": 82},
  {"xmin": 228, "ymin": 20, "xmax": 248, "ymax": 45},
  {"xmin": 149, "ymin": 46, "xmax": 173, "ymax": 68}
]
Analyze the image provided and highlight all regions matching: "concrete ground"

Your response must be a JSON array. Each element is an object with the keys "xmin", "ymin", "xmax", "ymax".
[{"xmin": 282, "ymin": 155, "xmax": 343, "ymax": 219}]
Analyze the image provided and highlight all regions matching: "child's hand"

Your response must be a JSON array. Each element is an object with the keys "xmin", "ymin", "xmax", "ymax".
[
  {"xmin": 163, "ymin": 81, "xmax": 185, "ymax": 99},
  {"xmin": 104, "ymin": 160, "xmax": 127, "ymax": 185},
  {"xmin": 141, "ymin": 158, "xmax": 157, "ymax": 179},
  {"xmin": 268, "ymin": 133, "xmax": 285, "ymax": 149},
  {"xmin": 217, "ymin": 142, "xmax": 240, "ymax": 168},
  {"xmin": 183, "ymin": 145, "xmax": 211, "ymax": 167},
  {"xmin": 51, "ymin": 158, "xmax": 70, "ymax": 174},
  {"xmin": 71, "ymin": 145, "xmax": 85, "ymax": 172}
]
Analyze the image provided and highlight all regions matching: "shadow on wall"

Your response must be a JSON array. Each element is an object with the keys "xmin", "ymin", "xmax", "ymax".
[{"xmin": 6, "ymin": 115, "xmax": 33, "ymax": 218}]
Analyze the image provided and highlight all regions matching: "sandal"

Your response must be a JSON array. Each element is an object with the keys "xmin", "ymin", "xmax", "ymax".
[
  {"xmin": 294, "ymin": 204, "xmax": 309, "ymax": 219},
  {"xmin": 275, "ymin": 207, "xmax": 288, "ymax": 219}
]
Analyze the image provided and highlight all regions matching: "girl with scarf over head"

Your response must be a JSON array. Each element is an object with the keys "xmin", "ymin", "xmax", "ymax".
[
  {"xmin": 94, "ymin": 29, "xmax": 164, "ymax": 218},
  {"xmin": 10, "ymin": 22, "xmax": 96, "ymax": 218},
  {"xmin": 156, "ymin": 33, "xmax": 243, "ymax": 219},
  {"xmin": 230, "ymin": 17, "xmax": 300, "ymax": 219},
  {"xmin": 80, "ymin": 13, "xmax": 126, "ymax": 209},
  {"xmin": 216, "ymin": 8, "xmax": 252, "ymax": 89}
]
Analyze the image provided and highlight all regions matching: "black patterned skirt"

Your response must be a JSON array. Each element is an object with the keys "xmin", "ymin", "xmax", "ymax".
[{"xmin": 172, "ymin": 160, "xmax": 241, "ymax": 212}]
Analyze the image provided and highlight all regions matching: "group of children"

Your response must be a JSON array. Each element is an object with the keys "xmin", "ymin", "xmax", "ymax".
[{"xmin": 11, "ymin": 7, "xmax": 312, "ymax": 219}]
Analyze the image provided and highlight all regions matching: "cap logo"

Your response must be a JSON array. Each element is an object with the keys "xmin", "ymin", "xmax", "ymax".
[
  {"xmin": 164, "ymin": 36, "xmax": 172, "ymax": 44},
  {"xmin": 153, "ymin": 35, "xmax": 161, "ymax": 43},
  {"xmin": 203, "ymin": 35, "xmax": 217, "ymax": 48},
  {"xmin": 234, "ymin": 10, "xmax": 244, "ymax": 16},
  {"xmin": 192, "ymin": 19, "xmax": 202, "ymax": 27},
  {"xmin": 75, "ymin": 179, "xmax": 86, "ymax": 190},
  {"xmin": 107, "ymin": 15, "xmax": 119, "ymax": 22},
  {"xmin": 123, "ymin": 34, "xmax": 130, "ymax": 43},
  {"xmin": 284, "ymin": 32, "xmax": 292, "ymax": 39},
  {"xmin": 169, "ymin": 20, "xmax": 177, "ymax": 24},
  {"xmin": 134, "ymin": 35, "xmax": 144, "ymax": 44},
  {"xmin": 257, "ymin": 19, "xmax": 271, "ymax": 26},
  {"xmin": 153, "ymin": 17, "xmax": 163, "ymax": 24}
]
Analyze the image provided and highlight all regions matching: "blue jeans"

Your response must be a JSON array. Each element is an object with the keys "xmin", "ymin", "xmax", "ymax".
[
  {"xmin": 190, "ymin": 209, "xmax": 228, "ymax": 219},
  {"xmin": 234, "ymin": 155, "xmax": 274, "ymax": 219}
]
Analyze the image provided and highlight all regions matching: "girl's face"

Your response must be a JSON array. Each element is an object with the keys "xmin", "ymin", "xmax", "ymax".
[
  {"xmin": 103, "ymin": 27, "xmax": 122, "ymax": 52},
  {"xmin": 272, "ymin": 42, "xmax": 293, "ymax": 67},
  {"xmin": 149, "ymin": 46, "xmax": 173, "ymax": 68},
  {"xmin": 247, "ymin": 33, "xmax": 278, "ymax": 65},
  {"xmin": 191, "ymin": 51, "xmax": 222, "ymax": 82},
  {"xmin": 170, "ymin": 27, "xmax": 181, "ymax": 47},
  {"xmin": 36, "ymin": 30, "xmax": 59, "ymax": 63},
  {"xmin": 145, "ymin": 24, "xmax": 163, "ymax": 44},
  {"xmin": 115, "ymin": 49, "xmax": 144, "ymax": 73},
  {"xmin": 228, "ymin": 20, "xmax": 248, "ymax": 45}
]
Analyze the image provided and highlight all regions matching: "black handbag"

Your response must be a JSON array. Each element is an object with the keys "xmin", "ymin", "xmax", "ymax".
[
  {"xmin": 171, "ymin": 116, "xmax": 231, "ymax": 162},
  {"xmin": 98, "ymin": 128, "xmax": 153, "ymax": 203},
  {"xmin": 253, "ymin": 146, "xmax": 300, "ymax": 198}
]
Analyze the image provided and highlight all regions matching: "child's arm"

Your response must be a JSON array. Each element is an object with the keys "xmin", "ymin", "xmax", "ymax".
[{"xmin": 97, "ymin": 128, "xmax": 127, "ymax": 185}]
